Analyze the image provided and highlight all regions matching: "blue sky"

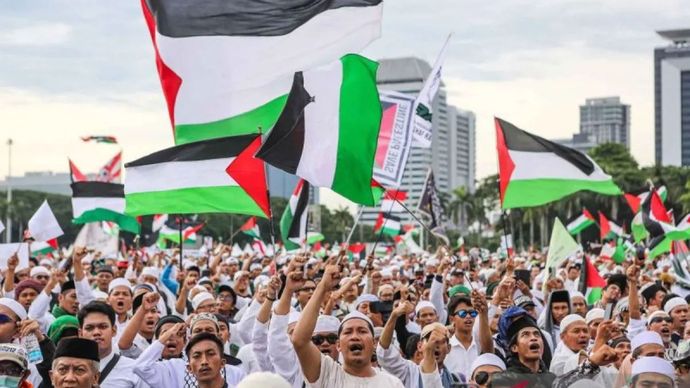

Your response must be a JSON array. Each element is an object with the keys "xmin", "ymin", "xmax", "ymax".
[{"xmin": 1, "ymin": 0, "xmax": 688, "ymax": 209}]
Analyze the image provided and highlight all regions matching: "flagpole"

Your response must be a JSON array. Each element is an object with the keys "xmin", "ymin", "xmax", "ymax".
[
  {"xmin": 259, "ymin": 127, "xmax": 277, "ymax": 257},
  {"xmin": 177, "ymin": 215, "xmax": 183, "ymax": 271},
  {"xmin": 345, "ymin": 206, "xmax": 364, "ymax": 246},
  {"xmin": 394, "ymin": 198, "xmax": 441, "ymax": 245}
]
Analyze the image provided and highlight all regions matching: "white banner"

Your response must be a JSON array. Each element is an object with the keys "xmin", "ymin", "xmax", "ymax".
[
  {"xmin": 373, "ymin": 91, "xmax": 415, "ymax": 188},
  {"xmin": 0, "ymin": 243, "xmax": 29, "ymax": 271},
  {"xmin": 412, "ymin": 34, "xmax": 451, "ymax": 148}
]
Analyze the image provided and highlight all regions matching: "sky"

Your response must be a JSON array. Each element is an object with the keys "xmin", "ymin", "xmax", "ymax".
[{"xmin": 1, "ymin": 0, "xmax": 688, "ymax": 211}]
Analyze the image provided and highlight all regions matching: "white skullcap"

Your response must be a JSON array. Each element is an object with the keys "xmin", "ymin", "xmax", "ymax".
[
  {"xmin": 81, "ymin": 256, "xmax": 93, "ymax": 265},
  {"xmin": 234, "ymin": 271, "xmax": 249, "ymax": 281},
  {"xmin": 192, "ymin": 292, "xmax": 215, "ymax": 311},
  {"xmin": 314, "ymin": 315, "xmax": 340, "ymax": 334},
  {"xmin": 0, "ymin": 298, "xmax": 27, "ymax": 321},
  {"xmin": 253, "ymin": 275, "xmax": 270, "ymax": 289},
  {"xmin": 560, "ymin": 314, "xmax": 586, "ymax": 332},
  {"xmin": 647, "ymin": 310, "xmax": 670, "ymax": 326},
  {"xmin": 631, "ymin": 356, "xmax": 675, "ymax": 380},
  {"xmin": 415, "ymin": 301, "xmax": 437, "ymax": 316},
  {"xmin": 570, "ymin": 291, "xmax": 585, "ymax": 300},
  {"xmin": 288, "ymin": 311, "xmax": 301, "ymax": 326},
  {"xmin": 92, "ymin": 290, "xmax": 108, "ymax": 301},
  {"xmin": 567, "ymin": 380, "xmax": 604, "ymax": 388},
  {"xmin": 585, "ymin": 308, "xmax": 605, "ymax": 324},
  {"xmin": 340, "ymin": 311, "xmax": 373, "ymax": 332},
  {"xmin": 108, "ymin": 278, "xmax": 131, "ymax": 294},
  {"xmin": 249, "ymin": 263, "xmax": 262, "ymax": 272},
  {"xmin": 226, "ymin": 257, "xmax": 239, "ymax": 265},
  {"xmin": 380, "ymin": 268, "xmax": 392, "ymax": 277},
  {"xmin": 30, "ymin": 266, "xmax": 50, "ymax": 278},
  {"xmin": 141, "ymin": 267, "xmax": 159, "ymax": 278},
  {"xmin": 183, "ymin": 260, "xmax": 196, "ymax": 270},
  {"xmin": 355, "ymin": 294, "xmax": 378, "ymax": 308},
  {"xmin": 631, "ymin": 330, "xmax": 664, "ymax": 352},
  {"xmin": 470, "ymin": 353, "xmax": 506, "ymax": 378},
  {"xmin": 663, "ymin": 296, "xmax": 687, "ymax": 314},
  {"xmin": 39, "ymin": 259, "xmax": 53, "ymax": 267},
  {"xmin": 236, "ymin": 372, "xmax": 291, "ymax": 388}
]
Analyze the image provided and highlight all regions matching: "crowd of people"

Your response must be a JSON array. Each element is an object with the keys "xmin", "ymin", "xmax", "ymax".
[{"xmin": 0, "ymin": 241, "xmax": 688, "ymax": 388}]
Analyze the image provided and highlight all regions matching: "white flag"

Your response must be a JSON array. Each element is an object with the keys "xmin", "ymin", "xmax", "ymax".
[
  {"xmin": 27, "ymin": 200, "xmax": 64, "ymax": 242},
  {"xmin": 231, "ymin": 243, "xmax": 243, "ymax": 257},
  {"xmin": 0, "ymin": 243, "xmax": 30, "ymax": 270},
  {"xmin": 412, "ymin": 34, "xmax": 451, "ymax": 147}
]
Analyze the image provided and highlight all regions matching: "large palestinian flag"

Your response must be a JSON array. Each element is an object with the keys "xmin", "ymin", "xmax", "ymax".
[
  {"xmin": 141, "ymin": 0, "xmax": 383, "ymax": 145},
  {"xmin": 566, "ymin": 209, "xmax": 596, "ymax": 235},
  {"xmin": 256, "ymin": 55, "xmax": 382, "ymax": 206},
  {"xmin": 71, "ymin": 182, "xmax": 140, "ymax": 233},
  {"xmin": 280, "ymin": 179, "xmax": 310, "ymax": 251},
  {"xmin": 124, "ymin": 135, "xmax": 269, "ymax": 217},
  {"xmin": 495, "ymin": 118, "xmax": 621, "ymax": 209}
]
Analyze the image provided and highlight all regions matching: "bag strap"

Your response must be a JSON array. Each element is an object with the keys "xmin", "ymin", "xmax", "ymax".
[{"xmin": 98, "ymin": 353, "xmax": 120, "ymax": 384}]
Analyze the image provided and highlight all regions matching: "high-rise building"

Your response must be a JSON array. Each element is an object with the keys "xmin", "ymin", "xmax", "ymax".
[
  {"xmin": 655, "ymin": 29, "xmax": 690, "ymax": 166},
  {"xmin": 360, "ymin": 57, "xmax": 475, "ymax": 226},
  {"xmin": 579, "ymin": 97, "xmax": 630, "ymax": 148}
]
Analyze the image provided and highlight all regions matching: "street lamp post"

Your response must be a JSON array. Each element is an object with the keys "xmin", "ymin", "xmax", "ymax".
[{"xmin": 5, "ymin": 139, "xmax": 11, "ymax": 243}]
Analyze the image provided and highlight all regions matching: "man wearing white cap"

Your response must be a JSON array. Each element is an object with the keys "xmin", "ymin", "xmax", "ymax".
[
  {"xmin": 550, "ymin": 314, "xmax": 591, "ymax": 375},
  {"xmin": 469, "ymin": 353, "xmax": 505, "ymax": 388},
  {"xmin": 570, "ymin": 291, "xmax": 588, "ymax": 318},
  {"xmin": 292, "ymin": 265, "xmax": 404, "ymax": 388},
  {"xmin": 614, "ymin": 330, "xmax": 667, "ymax": 387},
  {"xmin": 29, "ymin": 266, "xmax": 51, "ymax": 288},
  {"xmin": 630, "ymin": 356, "xmax": 675, "ymax": 388},
  {"xmin": 585, "ymin": 308, "xmax": 604, "ymax": 344},
  {"xmin": 664, "ymin": 296, "xmax": 688, "ymax": 346}
]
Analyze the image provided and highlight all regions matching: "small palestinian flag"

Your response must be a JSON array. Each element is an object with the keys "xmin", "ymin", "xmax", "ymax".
[
  {"xmin": 124, "ymin": 135, "xmax": 269, "ymax": 217},
  {"xmin": 152, "ymin": 214, "xmax": 168, "ymax": 233},
  {"xmin": 81, "ymin": 135, "xmax": 118, "ymax": 144},
  {"xmin": 495, "ymin": 118, "xmax": 621, "ymax": 209},
  {"xmin": 71, "ymin": 182, "xmax": 140, "ymax": 234},
  {"xmin": 256, "ymin": 55, "xmax": 382, "ymax": 206},
  {"xmin": 631, "ymin": 212, "xmax": 649, "ymax": 243},
  {"xmin": 69, "ymin": 159, "xmax": 88, "ymax": 182},
  {"xmin": 566, "ymin": 209, "xmax": 596, "ymax": 235},
  {"xmin": 380, "ymin": 190, "xmax": 407, "ymax": 213},
  {"xmin": 579, "ymin": 256, "xmax": 607, "ymax": 305},
  {"xmin": 141, "ymin": 0, "xmax": 383, "ymax": 145},
  {"xmin": 240, "ymin": 217, "xmax": 261, "ymax": 240},
  {"xmin": 598, "ymin": 212, "xmax": 623, "ymax": 240},
  {"xmin": 599, "ymin": 238, "xmax": 626, "ymax": 264},
  {"xmin": 348, "ymin": 243, "xmax": 366, "ymax": 262},
  {"xmin": 374, "ymin": 213, "xmax": 402, "ymax": 237},
  {"xmin": 31, "ymin": 240, "xmax": 58, "ymax": 256},
  {"xmin": 306, "ymin": 232, "xmax": 325, "ymax": 245},
  {"xmin": 642, "ymin": 188, "xmax": 690, "ymax": 245},
  {"xmin": 158, "ymin": 223, "xmax": 203, "ymax": 244},
  {"xmin": 280, "ymin": 179, "xmax": 310, "ymax": 251},
  {"xmin": 624, "ymin": 185, "xmax": 668, "ymax": 213}
]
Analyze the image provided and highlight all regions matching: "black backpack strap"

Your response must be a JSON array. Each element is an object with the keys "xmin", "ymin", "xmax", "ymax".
[{"xmin": 98, "ymin": 353, "xmax": 120, "ymax": 384}]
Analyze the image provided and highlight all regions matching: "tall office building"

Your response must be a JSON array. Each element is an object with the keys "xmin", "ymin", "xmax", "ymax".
[
  {"xmin": 360, "ymin": 57, "xmax": 475, "ymax": 226},
  {"xmin": 655, "ymin": 29, "xmax": 690, "ymax": 166},
  {"xmin": 579, "ymin": 97, "xmax": 630, "ymax": 148}
]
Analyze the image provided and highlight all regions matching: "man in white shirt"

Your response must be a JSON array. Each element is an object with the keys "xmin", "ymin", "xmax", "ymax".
[
  {"xmin": 77, "ymin": 301, "xmax": 146, "ymax": 387},
  {"xmin": 444, "ymin": 292, "xmax": 492, "ymax": 378},
  {"xmin": 291, "ymin": 264, "xmax": 406, "ymax": 388}
]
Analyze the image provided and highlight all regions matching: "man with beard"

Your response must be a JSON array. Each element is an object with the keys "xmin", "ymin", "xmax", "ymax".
[
  {"xmin": 49, "ymin": 338, "xmax": 100, "ymax": 388},
  {"xmin": 492, "ymin": 314, "xmax": 556, "ymax": 388},
  {"xmin": 549, "ymin": 314, "xmax": 591, "ymax": 375},
  {"xmin": 117, "ymin": 292, "xmax": 161, "ymax": 358},
  {"xmin": 291, "ymin": 264, "xmax": 404, "ymax": 387},
  {"xmin": 133, "ymin": 318, "xmax": 245, "ymax": 388},
  {"xmin": 77, "ymin": 301, "xmax": 144, "ymax": 387},
  {"xmin": 663, "ymin": 297, "xmax": 688, "ymax": 346}
]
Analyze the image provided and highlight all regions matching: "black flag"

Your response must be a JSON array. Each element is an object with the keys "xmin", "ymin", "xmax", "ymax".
[{"xmin": 417, "ymin": 169, "xmax": 450, "ymax": 245}]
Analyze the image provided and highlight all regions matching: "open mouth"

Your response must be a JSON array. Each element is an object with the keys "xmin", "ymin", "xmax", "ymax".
[
  {"xmin": 349, "ymin": 343, "xmax": 364, "ymax": 353},
  {"xmin": 528, "ymin": 343, "xmax": 541, "ymax": 351},
  {"xmin": 116, "ymin": 301, "xmax": 125, "ymax": 308},
  {"xmin": 145, "ymin": 320, "xmax": 156, "ymax": 327},
  {"xmin": 661, "ymin": 328, "xmax": 671, "ymax": 335},
  {"xmin": 165, "ymin": 343, "xmax": 178, "ymax": 351}
]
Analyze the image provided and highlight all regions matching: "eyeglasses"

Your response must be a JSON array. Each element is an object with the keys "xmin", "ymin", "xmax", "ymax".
[
  {"xmin": 473, "ymin": 370, "xmax": 499, "ymax": 385},
  {"xmin": 0, "ymin": 314, "xmax": 16, "ymax": 325},
  {"xmin": 650, "ymin": 316, "xmax": 673, "ymax": 324},
  {"xmin": 455, "ymin": 309, "xmax": 478, "ymax": 318},
  {"xmin": 311, "ymin": 334, "xmax": 338, "ymax": 345}
]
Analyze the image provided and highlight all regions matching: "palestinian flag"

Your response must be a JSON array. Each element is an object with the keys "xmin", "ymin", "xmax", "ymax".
[
  {"xmin": 97, "ymin": 152, "xmax": 122, "ymax": 183},
  {"xmin": 280, "ymin": 179, "xmax": 310, "ymax": 250},
  {"xmin": 307, "ymin": 232, "xmax": 325, "ymax": 245},
  {"xmin": 158, "ymin": 223, "xmax": 203, "ymax": 244},
  {"xmin": 631, "ymin": 212, "xmax": 649, "ymax": 243},
  {"xmin": 566, "ymin": 209, "xmax": 596, "ymax": 235},
  {"xmin": 579, "ymin": 256, "xmax": 607, "ymax": 305},
  {"xmin": 71, "ymin": 182, "xmax": 140, "ymax": 234},
  {"xmin": 495, "ymin": 118, "xmax": 621, "ymax": 209},
  {"xmin": 671, "ymin": 241, "xmax": 690, "ymax": 289},
  {"xmin": 624, "ymin": 185, "xmax": 668, "ymax": 213},
  {"xmin": 374, "ymin": 244, "xmax": 391, "ymax": 256},
  {"xmin": 677, "ymin": 214, "xmax": 690, "ymax": 233},
  {"xmin": 81, "ymin": 135, "xmax": 118, "ymax": 144},
  {"xmin": 102, "ymin": 221, "xmax": 119, "ymax": 237},
  {"xmin": 598, "ymin": 212, "xmax": 623, "ymax": 240},
  {"xmin": 380, "ymin": 190, "xmax": 407, "ymax": 213},
  {"xmin": 240, "ymin": 217, "xmax": 261, "ymax": 240},
  {"xmin": 141, "ymin": 0, "xmax": 383, "ymax": 145},
  {"xmin": 347, "ymin": 243, "xmax": 366, "ymax": 262},
  {"xmin": 69, "ymin": 159, "xmax": 88, "ymax": 182},
  {"xmin": 642, "ymin": 189, "xmax": 690, "ymax": 242},
  {"xmin": 124, "ymin": 135, "xmax": 269, "ymax": 217},
  {"xmin": 374, "ymin": 213, "xmax": 402, "ymax": 237},
  {"xmin": 256, "ymin": 54, "xmax": 382, "ymax": 206},
  {"xmin": 31, "ymin": 240, "xmax": 58, "ymax": 256},
  {"xmin": 152, "ymin": 214, "xmax": 168, "ymax": 232},
  {"xmin": 599, "ymin": 238, "xmax": 626, "ymax": 264}
]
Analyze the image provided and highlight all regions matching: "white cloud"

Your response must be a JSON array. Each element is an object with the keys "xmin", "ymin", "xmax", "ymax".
[{"xmin": 0, "ymin": 23, "xmax": 73, "ymax": 46}]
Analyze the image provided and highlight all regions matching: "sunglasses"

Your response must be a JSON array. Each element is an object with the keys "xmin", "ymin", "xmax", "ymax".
[
  {"xmin": 474, "ymin": 370, "xmax": 499, "ymax": 385},
  {"xmin": 0, "ymin": 314, "xmax": 16, "ymax": 325},
  {"xmin": 455, "ymin": 309, "xmax": 478, "ymax": 318},
  {"xmin": 311, "ymin": 334, "xmax": 338, "ymax": 345},
  {"xmin": 650, "ymin": 317, "xmax": 673, "ymax": 324}
]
